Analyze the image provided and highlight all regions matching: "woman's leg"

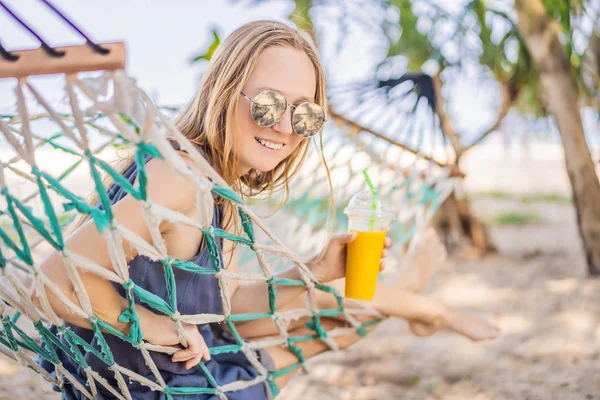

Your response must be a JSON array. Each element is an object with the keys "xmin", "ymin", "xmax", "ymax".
[
  {"xmin": 239, "ymin": 228, "xmax": 497, "ymax": 341},
  {"xmin": 236, "ymin": 228, "xmax": 446, "ymax": 338},
  {"xmin": 237, "ymin": 280, "xmax": 499, "ymax": 342},
  {"xmin": 247, "ymin": 280, "xmax": 499, "ymax": 388},
  {"xmin": 259, "ymin": 283, "xmax": 499, "ymax": 390},
  {"xmin": 315, "ymin": 279, "xmax": 499, "ymax": 341},
  {"xmin": 244, "ymin": 229, "xmax": 499, "ymax": 390},
  {"xmin": 264, "ymin": 316, "xmax": 377, "ymax": 388}
]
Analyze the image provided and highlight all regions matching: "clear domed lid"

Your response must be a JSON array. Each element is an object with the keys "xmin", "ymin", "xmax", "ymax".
[{"xmin": 344, "ymin": 189, "xmax": 395, "ymax": 220}]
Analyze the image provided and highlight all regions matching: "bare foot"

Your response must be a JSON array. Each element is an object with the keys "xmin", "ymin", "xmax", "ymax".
[
  {"xmin": 409, "ymin": 308, "xmax": 500, "ymax": 342},
  {"xmin": 370, "ymin": 285, "xmax": 499, "ymax": 342},
  {"xmin": 394, "ymin": 228, "xmax": 447, "ymax": 293}
]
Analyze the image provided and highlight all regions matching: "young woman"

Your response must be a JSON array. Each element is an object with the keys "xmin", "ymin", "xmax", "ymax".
[{"xmin": 35, "ymin": 20, "xmax": 499, "ymax": 399}]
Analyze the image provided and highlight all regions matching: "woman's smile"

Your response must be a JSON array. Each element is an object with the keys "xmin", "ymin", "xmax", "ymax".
[{"xmin": 254, "ymin": 136, "xmax": 286, "ymax": 151}]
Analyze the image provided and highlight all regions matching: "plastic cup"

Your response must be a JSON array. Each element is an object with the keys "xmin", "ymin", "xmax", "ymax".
[{"xmin": 344, "ymin": 190, "xmax": 394, "ymax": 301}]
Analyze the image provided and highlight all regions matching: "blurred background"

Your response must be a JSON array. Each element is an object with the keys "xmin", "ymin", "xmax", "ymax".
[{"xmin": 2, "ymin": 0, "xmax": 600, "ymax": 399}]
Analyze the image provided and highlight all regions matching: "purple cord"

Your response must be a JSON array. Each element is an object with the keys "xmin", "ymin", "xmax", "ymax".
[
  {"xmin": 0, "ymin": 0, "xmax": 64, "ymax": 57},
  {"xmin": 0, "ymin": 40, "xmax": 19, "ymax": 61},
  {"xmin": 39, "ymin": 0, "xmax": 109, "ymax": 54},
  {"xmin": 0, "ymin": 0, "xmax": 109, "ymax": 58}
]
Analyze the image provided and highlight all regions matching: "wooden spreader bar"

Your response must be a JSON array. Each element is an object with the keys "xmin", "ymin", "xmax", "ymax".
[{"xmin": 0, "ymin": 42, "xmax": 126, "ymax": 79}]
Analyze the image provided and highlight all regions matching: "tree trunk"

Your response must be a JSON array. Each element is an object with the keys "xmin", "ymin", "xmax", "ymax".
[
  {"xmin": 516, "ymin": 0, "xmax": 600, "ymax": 275},
  {"xmin": 431, "ymin": 72, "xmax": 495, "ymax": 256},
  {"xmin": 433, "ymin": 192, "xmax": 495, "ymax": 257}
]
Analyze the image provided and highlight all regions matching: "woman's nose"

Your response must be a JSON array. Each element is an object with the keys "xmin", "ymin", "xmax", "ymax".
[{"xmin": 272, "ymin": 105, "xmax": 294, "ymax": 135}]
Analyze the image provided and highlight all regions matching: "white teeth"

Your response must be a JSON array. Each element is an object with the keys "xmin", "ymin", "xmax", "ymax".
[{"xmin": 256, "ymin": 138, "xmax": 283, "ymax": 150}]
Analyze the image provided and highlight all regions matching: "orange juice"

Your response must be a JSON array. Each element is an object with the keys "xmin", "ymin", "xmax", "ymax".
[{"xmin": 345, "ymin": 230, "xmax": 387, "ymax": 300}]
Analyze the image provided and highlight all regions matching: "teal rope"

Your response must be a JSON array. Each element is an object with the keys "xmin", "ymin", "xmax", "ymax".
[{"xmin": 0, "ymin": 117, "xmax": 431, "ymax": 400}]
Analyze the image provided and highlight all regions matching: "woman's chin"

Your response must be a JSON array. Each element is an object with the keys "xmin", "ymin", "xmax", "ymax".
[
  {"xmin": 251, "ymin": 163, "xmax": 278, "ymax": 173},
  {"xmin": 245, "ymin": 157, "xmax": 283, "ymax": 174}
]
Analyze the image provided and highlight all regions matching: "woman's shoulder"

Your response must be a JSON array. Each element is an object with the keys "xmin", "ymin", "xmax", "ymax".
[{"xmin": 143, "ymin": 151, "xmax": 208, "ymax": 214}]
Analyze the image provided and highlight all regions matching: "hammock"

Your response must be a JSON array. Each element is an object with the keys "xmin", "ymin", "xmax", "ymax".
[{"xmin": 0, "ymin": 3, "xmax": 456, "ymax": 399}]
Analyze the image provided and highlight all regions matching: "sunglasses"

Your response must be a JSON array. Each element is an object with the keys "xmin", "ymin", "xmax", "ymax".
[{"xmin": 240, "ymin": 90, "xmax": 326, "ymax": 138}]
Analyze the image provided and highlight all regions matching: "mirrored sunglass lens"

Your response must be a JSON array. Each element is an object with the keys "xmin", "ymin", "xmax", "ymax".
[
  {"xmin": 293, "ymin": 102, "xmax": 325, "ymax": 137},
  {"xmin": 251, "ymin": 90, "xmax": 287, "ymax": 127}
]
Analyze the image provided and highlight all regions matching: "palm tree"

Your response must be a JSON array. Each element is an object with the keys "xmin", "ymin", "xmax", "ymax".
[{"xmin": 514, "ymin": 0, "xmax": 600, "ymax": 274}]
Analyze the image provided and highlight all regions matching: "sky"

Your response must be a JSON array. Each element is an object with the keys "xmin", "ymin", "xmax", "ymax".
[
  {"xmin": 1, "ymin": 0, "xmax": 292, "ymax": 105},
  {"xmin": 1, "ymin": 0, "xmax": 589, "ymax": 150}
]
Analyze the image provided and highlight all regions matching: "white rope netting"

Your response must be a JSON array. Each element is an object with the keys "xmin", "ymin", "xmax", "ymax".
[{"xmin": 0, "ymin": 68, "xmax": 455, "ymax": 398}]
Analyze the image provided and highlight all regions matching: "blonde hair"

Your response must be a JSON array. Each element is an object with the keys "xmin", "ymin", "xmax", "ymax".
[
  {"xmin": 71, "ymin": 20, "xmax": 333, "ymax": 238},
  {"xmin": 176, "ymin": 20, "xmax": 328, "ymax": 201}
]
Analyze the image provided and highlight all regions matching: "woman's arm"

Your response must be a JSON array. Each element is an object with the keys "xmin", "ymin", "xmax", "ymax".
[
  {"xmin": 227, "ymin": 232, "xmax": 363, "ymax": 316},
  {"xmin": 34, "ymin": 156, "xmax": 201, "ymax": 348},
  {"xmin": 227, "ymin": 248, "xmax": 310, "ymax": 316}
]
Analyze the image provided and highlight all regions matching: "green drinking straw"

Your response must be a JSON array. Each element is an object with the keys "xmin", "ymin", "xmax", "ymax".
[{"xmin": 362, "ymin": 169, "xmax": 378, "ymax": 231}]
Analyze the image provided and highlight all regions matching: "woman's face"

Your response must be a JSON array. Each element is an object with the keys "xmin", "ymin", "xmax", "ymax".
[{"xmin": 235, "ymin": 46, "xmax": 317, "ymax": 175}]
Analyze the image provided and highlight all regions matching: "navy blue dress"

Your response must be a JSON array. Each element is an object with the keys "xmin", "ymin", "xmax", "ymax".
[{"xmin": 39, "ymin": 157, "xmax": 269, "ymax": 399}]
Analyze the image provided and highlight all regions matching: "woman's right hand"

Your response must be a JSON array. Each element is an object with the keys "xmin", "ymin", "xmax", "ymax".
[
  {"xmin": 169, "ymin": 322, "xmax": 212, "ymax": 370},
  {"xmin": 139, "ymin": 312, "xmax": 211, "ymax": 370}
]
